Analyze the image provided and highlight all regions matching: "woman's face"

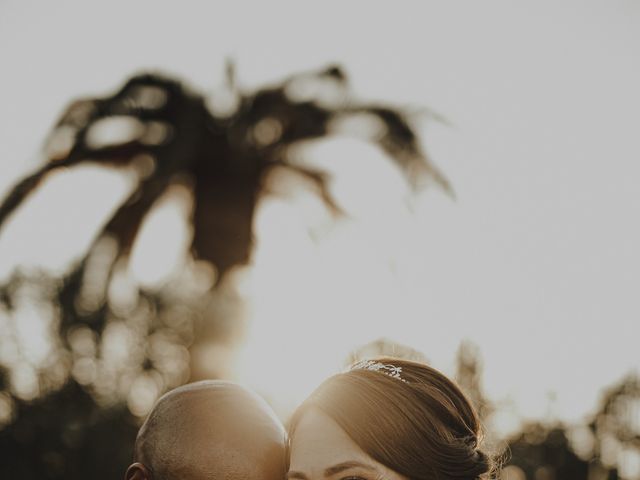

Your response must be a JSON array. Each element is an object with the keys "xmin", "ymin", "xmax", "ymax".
[{"xmin": 288, "ymin": 407, "xmax": 407, "ymax": 480}]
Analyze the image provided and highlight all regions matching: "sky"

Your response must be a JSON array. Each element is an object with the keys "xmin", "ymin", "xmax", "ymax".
[{"xmin": 0, "ymin": 0, "xmax": 638, "ymax": 432}]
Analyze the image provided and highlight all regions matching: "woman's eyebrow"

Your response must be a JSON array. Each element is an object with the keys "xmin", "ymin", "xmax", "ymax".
[
  {"xmin": 324, "ymin": 461, "xmax": 376, "ymax": 477},
  {"xmin": 287, "ymin": 471, "xmax": 309, "ymax": 480}
]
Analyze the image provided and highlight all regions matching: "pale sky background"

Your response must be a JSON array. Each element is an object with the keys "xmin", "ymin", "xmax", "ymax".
[{"xmin": 0, "ymin": 1, "xmax": 638, "ymax": 433}]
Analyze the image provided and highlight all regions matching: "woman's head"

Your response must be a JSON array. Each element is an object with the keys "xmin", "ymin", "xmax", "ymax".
[{"xmin": 288, "ymin": 357, "xmax": 493, "ymax": 480}]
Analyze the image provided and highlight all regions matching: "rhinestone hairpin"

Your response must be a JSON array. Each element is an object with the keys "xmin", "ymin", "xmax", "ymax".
[{"xmin": 350, "ymin": 359, "xmax": 408, "ymax": 383}]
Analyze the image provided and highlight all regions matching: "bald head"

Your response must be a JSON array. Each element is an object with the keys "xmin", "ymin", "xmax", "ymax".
[{"xmin": 126, "ymin": 381, "xmax": 286, "ymax": 480}]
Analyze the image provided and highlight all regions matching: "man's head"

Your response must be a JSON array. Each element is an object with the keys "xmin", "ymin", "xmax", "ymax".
[{"xmin": 125, "ymin": 380, "xmax": 286, "ymax": 480}]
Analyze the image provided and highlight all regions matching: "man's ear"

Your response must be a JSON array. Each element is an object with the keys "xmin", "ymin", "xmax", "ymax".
[{"xmin": 125, "ymin": 462, "xmax": 152, "ymax": 480}]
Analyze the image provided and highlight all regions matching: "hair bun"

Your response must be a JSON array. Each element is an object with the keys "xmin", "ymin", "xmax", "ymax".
[{"xmin": 471, "ymin": 448, "xmax": 492, "ymax": 479}]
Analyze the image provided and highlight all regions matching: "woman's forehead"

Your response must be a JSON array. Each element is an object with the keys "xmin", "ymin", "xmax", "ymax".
[
  {"xmin": 288, "ymin": 408, "xmax": 407, "ymax": 480},
  {"xmin": 289, "ymin": 408, "xmax": 371, "ymax": 464}
]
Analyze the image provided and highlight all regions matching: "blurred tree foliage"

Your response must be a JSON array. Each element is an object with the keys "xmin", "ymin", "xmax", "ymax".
[
  {"xmin": 346, "ymin": 337, "xmax": 429, "ymax": 366},
  {"xmin": 506, "ymin": 423, "xmax": 591, "ymax": 479},
  {"xmin": 503, "ymin": 373, "xmax": 640, "ymax": 480},
  {"xmin": 455, "ymin": 340, "xmax": 494, "ymax": 421},
  {"xmin": 0, "ymin": 65, "xmax": 447, "ymax": 478},
  {"xmin": 451, "ymin": 344, "xmax": 639, "ymax": 480}
]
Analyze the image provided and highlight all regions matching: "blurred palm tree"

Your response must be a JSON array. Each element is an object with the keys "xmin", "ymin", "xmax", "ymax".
[
  {"xmin": 0, "ymin": 64, "xmax": 449, "ymax": 335},
  {"xmin": 0, "ymin": 63, "xmax": 447, "ymax": 289},
  {"xmin": 0, "ymin": 64, "xmax": 448, "ymax": 479}
]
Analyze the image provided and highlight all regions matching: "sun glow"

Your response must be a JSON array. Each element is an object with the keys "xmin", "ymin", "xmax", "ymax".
[{"xmin": 232, "ymin": 139, "xmax": 445, "ymax": 417}]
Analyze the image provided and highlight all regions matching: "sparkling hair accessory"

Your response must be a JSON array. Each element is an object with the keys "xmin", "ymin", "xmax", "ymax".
[{"xmin": 350, "ymin": 359, "xmax": 408, "ymax": 383}]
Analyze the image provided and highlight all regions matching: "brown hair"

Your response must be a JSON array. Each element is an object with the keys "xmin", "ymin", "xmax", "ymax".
[{"xmin": 288, "ymin": 357, "xmax": 494, "ymax": 480}]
